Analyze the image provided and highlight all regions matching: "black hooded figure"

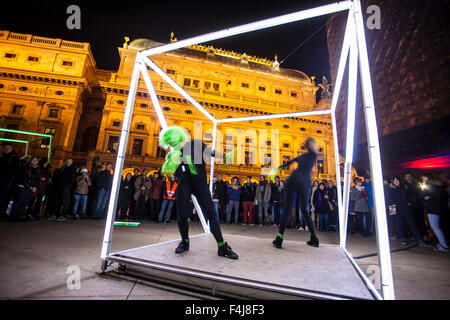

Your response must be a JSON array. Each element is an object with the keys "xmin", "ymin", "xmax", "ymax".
[{"xmin": 272, "ymin": 138, "xmax": 320, "ymax": 249}]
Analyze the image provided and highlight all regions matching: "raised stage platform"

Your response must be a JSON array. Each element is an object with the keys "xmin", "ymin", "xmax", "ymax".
[{"xmin": 105, "ymin": 233, "xmax": 376, "ymax": 300}]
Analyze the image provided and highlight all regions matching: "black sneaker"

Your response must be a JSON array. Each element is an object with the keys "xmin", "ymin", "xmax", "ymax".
[
  {"xmin": 218, "ymin": 243, "xmax": 239, "ymax": 259},
  {"xmin": 272, "ymin": 236, "xmax": 283, "ymax": 249},
  {"xmin": 307, "ymin": 237, "xmax": 319, "ymax": 247},
  {"xmin": 175, "ymin": 241, "xmax": 189, "ymax": 254}
]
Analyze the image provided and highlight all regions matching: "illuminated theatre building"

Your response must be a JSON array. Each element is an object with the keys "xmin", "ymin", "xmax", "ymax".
[{"xmin": 0, "ymin": 31, "xmax": 346, "ymax": 181}]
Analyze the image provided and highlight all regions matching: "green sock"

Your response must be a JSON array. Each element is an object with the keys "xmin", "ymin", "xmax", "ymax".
[
  {"xmin": 277, "ymin": 233, "xmax": 284, "ymax": 239},
  {"xmin": 217, "ymin": 241, "xmax": 226, "ymax": 247},
  {"xmin": 184, "ymin": 238, "xmax": 189, "ymax": 243}
]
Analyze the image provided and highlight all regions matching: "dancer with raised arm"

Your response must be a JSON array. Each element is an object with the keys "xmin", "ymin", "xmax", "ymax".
[
  {"xmin": 270, "ymin": 137, "xmax": 320, "ymax": 249},
  {"xmin": 158, "ymin": 126, "xmax": 239, "ymax": 259}
]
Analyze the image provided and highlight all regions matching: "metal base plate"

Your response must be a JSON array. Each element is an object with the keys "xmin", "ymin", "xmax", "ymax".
[{"xmin": 106, "ymin": 233, "xmax": 375, "ymax": 300}]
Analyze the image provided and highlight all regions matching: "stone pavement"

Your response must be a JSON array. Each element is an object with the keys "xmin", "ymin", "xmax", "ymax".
[{"xmin": 0, "ymin": 219, "xmax": 448, "ymax": 299}]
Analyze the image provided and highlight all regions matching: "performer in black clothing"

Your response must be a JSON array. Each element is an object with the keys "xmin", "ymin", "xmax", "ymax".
[
  {"xmin": 158, "ymin": 126, "xmax": 238, "ymax": 259},
  {"xmin": 271, "ymin": 138, "xmax": 320, "ymax": 248}
]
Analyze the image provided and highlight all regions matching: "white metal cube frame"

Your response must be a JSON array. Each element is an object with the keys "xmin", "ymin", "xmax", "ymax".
[{"xmin": 100, "ymin": 0, "xmax": 395, "ymax": 300}]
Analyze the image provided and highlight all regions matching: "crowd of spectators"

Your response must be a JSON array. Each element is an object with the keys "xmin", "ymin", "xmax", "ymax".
[{"xmin": 0, "ymin": 142, "xmax": 449, "ymax": 252}]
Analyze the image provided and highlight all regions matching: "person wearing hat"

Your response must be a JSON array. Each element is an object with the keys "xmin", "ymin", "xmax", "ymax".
[
  {"xmin": 158, "ymin": 126, "xmax": 238, "ymax": 259},
  {"xmin": 72, "ymin": 167, "xmax": 91, "ymax": 219},
  {"xmin": 271, "ymin": 137, "xmax": 320, "ymax": 249}
]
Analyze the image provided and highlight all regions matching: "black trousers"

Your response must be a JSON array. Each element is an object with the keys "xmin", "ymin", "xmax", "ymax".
[
  {"xmin": 10, "ymin": 186, "xmax": 33, "ymax": 221},
  {"xmin": 278, "ymin": 175, "xmax": 317, "ymax": 240},
  {"xmin": 176, "ymin": 174, "xmax": 224, "ymax": 243},
  {"xmin": 60, "ymin": 187, "xmax": 72, "ymax": 217},
  {"xmin": 149, "ymin": 198, "xmax": 161, "ymax": 220}
]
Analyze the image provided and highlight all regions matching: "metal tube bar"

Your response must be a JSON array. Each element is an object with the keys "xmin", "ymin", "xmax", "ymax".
[
  {"xmin": 217, "ymin": 109, "xmax": 331, "ymax": 124},
  {"xmin": 353, "ymin": 0, "xmax": 395, "ymax": 300},
  {"xmin": 142, "ymin": 56, "xmax": 216, "ymax": 123},
  {"xmin": 101, "ymin": 54, "xmax": 142, "ymax": 262},
  {"xmin": 341, "ymin": 18, "xmax": 359, "ymax": 249},
  {"xmin": 140, "ymin": 2, "xmax": 352, "ymax": 57},
  {"xmin": 139, "ymin": 63, "xmax": 168, "ymax": 129}
]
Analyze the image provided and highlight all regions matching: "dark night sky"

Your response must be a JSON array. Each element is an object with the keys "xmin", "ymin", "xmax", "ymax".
[{"xmin": 0, "ymin": 0, "xmax": 336, "ymax": 80}]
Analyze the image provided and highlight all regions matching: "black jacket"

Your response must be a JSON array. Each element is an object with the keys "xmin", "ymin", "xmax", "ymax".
[
  {"xmin": 16, "ymin": 164, "xmax": 39, "ymax": 190},
  {"xmin": 388, "ymin": 185, "xmax": 411, "ymax": 217},
  {"xmin": 0, "ymin": 150, "xmax": 19, "ymax": 182},
  {"xmin": 241, "ymin": 182, "xmax": 256, "ymax": 202},
  {"xmin": 59, "ymin": 165, "xmax": 76, "ymax": 189},
  {"xmin": 97, "ymin": 170, "xmax": 113, "ymax": 190},
  {"xmin": 270, "ymin": 182, "xmax": 282, "ymax": 201},
  {"xmin": 213, "ymin": 180, "xmax": 227, "ymax": 200},
  {"xmin": 119, "ymin": 178, "xmax": 135, "ymax": 201},
  {"xmin": 420, "ymin": 184, "xmax": 443, "ymax": 215},
  {"xmin": 278, "ymin": 152, "xmax": 317, "ymax": 180},
  {"xmin": 313, "ymin": 188, "xmax": 330, "ymax": 214}
]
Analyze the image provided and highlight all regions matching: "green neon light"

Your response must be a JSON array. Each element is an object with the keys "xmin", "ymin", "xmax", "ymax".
[
  {"xmin": 0, "ymin": 128, "xmax": 52, "ymax": 160},
  {"xmin": 114, "ymin": 221, "xmax": 141, "ymax": 226}
]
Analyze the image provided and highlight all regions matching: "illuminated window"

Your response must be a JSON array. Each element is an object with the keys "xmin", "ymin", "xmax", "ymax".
[
  {"xmin": 316, "ymin": 130, "xmax": 322, "ymax": 134},
  {"xmin": 185, "ymin": 110, "xmax": 193, "ymax": 114},
  {"xmin": 55, "ymin": 91, "xmax": 64, "ymax": 96},
  {"xmin": 275, "ymin": 89, "xmax": 282, "ymax": 95},
  {"xmin": 107, "ymin": 136, "xmax": 119, "ymax": 153},
  {"xmin": 283, "ymin": 143, "xmax": 290, "ymax": 148},
  {"xmin": 283, "ymin": 124, "xmax": 289, "ymax": 129},
  {"xmin": 4, "ymin": 53, "xmax": 16, "ymax": 59},
  {"xmin": 290, "ymin": 91, "xmax": 297, "ymax": 98},
  {"xmin": 116, "ymin": 100, "xmax": 124, "ymax": 105},
  {"xmin": 163, "ymin": 107, "xmax": 171, "ymax": 111},
  {"xmin": 112, "ymin": 121, "xmax": 121, "ymax": 127},
  {"xmin": 136, "ymin": 124, "xmax": 145, "ymax": 130},
  {"xmin": 139, "ymin": 103, "xmax": 148, "ymax": 108},
  {"xmin": 41, "ymin": 128, "xmax": 56, "ymax": 148},
  {"xmin": 265, "ymin": 122, "xmax": 272, "ymax": 126},
  {"xmin": 300, "ymin": 127, "xmax": 306, "ymax": 131},
  {"xmin": 62, "ymin": 60, "xmax": 73, "ymax": 66},
  {"xmin": 19, "ymin": 87, "xmax": 28, "ymax": 91},
  {"xmin": 132, "ymin": 139, "xmax": 143, "ymax": 156},
  {"xmin": 48, "ymin": 109, "xmax": 59, "ymax": 119},
  {"xmin": 241, "ymin": 82, "xmax": 249, "ymax": 88},
  {"xmin": 204, "ymin": 82, "xmax": 211, "ymax": 90},
  {"xmin": 183, "ymin": 78, "xmax": 191, "ymax": 87},
  {"xmin": 226, "ymin": 135, "xmax": 233, "ymax": 141},
  {"xmin": 11, "ymin": 105, "xmax": 24, "ymax": 115},
  {"xmin": 317, "ymin": 160, "xmax": 324, "ymax": 174},
  {"xmin": 166, "ymin": 69, "xmax": 175, "ymax": 75},
  {"xmin": 213, "ymin": 83, "xmax": 219, "ymax": 91},
  {"xmin": 27, "ymin": 56, "xmax": 39, "ymax": 62},
  {"xmin": 258, "ymin": 86, "xmax": 266, "ymax": 91},
  {"xmin": 192, "ymin": 79, "xmax": 200, "ymax": 88}
]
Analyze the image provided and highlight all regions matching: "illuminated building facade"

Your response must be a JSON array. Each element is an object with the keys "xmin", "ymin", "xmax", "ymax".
[{"xmin": 0, "ymin": 30, "xmax": 342, "ymax": 181}]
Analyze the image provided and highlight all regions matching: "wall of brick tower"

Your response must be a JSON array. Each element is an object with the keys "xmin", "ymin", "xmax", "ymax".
[{"xmin": 326, "ymin": 0, "xmax": 450, "ymax": 174}]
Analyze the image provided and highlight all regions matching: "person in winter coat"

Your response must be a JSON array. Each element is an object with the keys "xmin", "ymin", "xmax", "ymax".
[
  {"xmin": 310, "ymin": 180, "xmax": 319, "ymax": 228},
  {"xmin": 0, "ymin": 142, "xmax": 19, "ymax": 216},
  {"xmin": 50, "ymin": 159, "xmax": 76, "ymax": 221},
  {"xmin": 93, "ymin": 163, "xmax": 113, "ymax": 219},
  {"xmin": 226, "ymin": 177, "xmax": 242, "ymax": 224},
  {"xmin": 148, "ymin": 172, "xmax": 163, "ymax": 220},
  {"xmin": 388, "ymin": 177, "xmax": 425, "ymax": 245},
  {"xmin": 117, "ymin": 173, "xmax": 134, "ymax": 219},
  {"xmin": 350, "ymin": 178, "xmax": 371, "ymax": 236},
  {"xmin": 255, "ymin": 175, "xmax": 271, "ymax": 226},
  {"xmin": 9, "ymin": 156, "xmax": 39, "ymax": 222},
  {"xmin": 133, "ymin": 169, "xmax": 151, "ymax": 220},
  {"xmin": 270, "ymin": 176, "xmax": 282, "ymax": 226},
  {"xmin": 157, "ymin": 174, "xmax": 178, "ymax": 223},
  {"xmin": 27, "ymin": 157, "xmax": 51, "ymax": 220},
  {"xmin": 72, "ymin": 168, "xmax": 92, "ymax": 219},
  {"xmin": 404, "ymin": 172, "xmax": 427, "ymax": 238},
  {"xmin": 313, "ymin": 183, "xmax": 330, "ymax": 231},
  {"xmin": 241, "ymin": 176, "xmax": 256, "ymax": 225},
  {"xmin": 327, "ymin": 180, "xmax": 339, "ymax": 231},
  {"xmin": 213, "ymin": 174, "xmax": 227, "ymax": 223},
  {"xmin": 420, "ymin": 173, "xmax": 448, "ymax": 252}
]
